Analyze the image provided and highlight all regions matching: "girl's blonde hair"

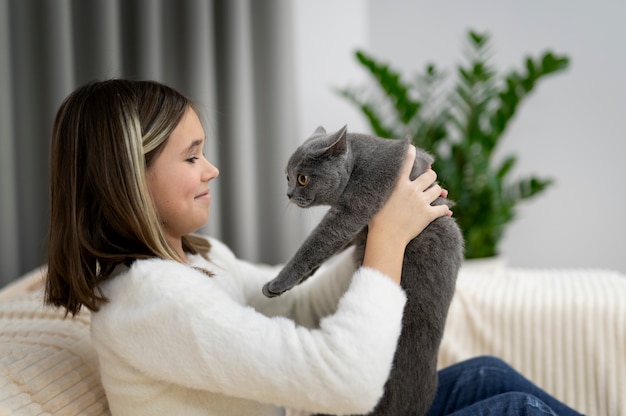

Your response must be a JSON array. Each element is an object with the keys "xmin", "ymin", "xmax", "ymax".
[{"xmin": 45, "ymin": 79, "xmax": 211, "ymax": 316}]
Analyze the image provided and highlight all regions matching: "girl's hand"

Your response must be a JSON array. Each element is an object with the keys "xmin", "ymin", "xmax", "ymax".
[
  {"xmin": 370, "ymin": 145, "xmax": 451, "ymax": 246},
  {"xmin": 363, "ymin": 145, "xmax": 452, "ymax": 284}
]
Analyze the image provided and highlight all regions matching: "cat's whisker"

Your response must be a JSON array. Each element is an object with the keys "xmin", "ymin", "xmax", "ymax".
[{"xmin": 280, "ymin": 200, "xmax": 293, "ymax": 216}]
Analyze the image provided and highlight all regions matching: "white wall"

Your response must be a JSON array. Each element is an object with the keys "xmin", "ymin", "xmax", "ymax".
[
  {"xmin": 293, "ymin": 0, "xmax": 370, "ymax": 137},
  {"xmin": 292, "ymin": 0, "xmax": 371, "ymax": 232},
  {"xmin": 293, "ymin": 0, "xmax": 626, "ymax": 273}
]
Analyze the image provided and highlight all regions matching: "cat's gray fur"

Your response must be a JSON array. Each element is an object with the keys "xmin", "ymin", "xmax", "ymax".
[{"xmin": 263, "ymin": 126, "xmax": 464, "ymax": 416}]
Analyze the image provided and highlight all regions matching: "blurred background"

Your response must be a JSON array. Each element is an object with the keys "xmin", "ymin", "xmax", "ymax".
[{"xmin": 1, "ymin": 0, "xmax": 624, "ymax": 287}]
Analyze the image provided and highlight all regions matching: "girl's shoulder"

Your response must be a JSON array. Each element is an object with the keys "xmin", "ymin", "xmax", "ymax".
[
  {"xmin": 194, "ymin": 236, "xmax": 239, "ymax": 268},
  {"xmin": 100, "ymin": 237, "xmax": 242, "ymax": 305},
  {"xmin": 104, "ymin": 257, "xmax": 204, "ymax": 300}
]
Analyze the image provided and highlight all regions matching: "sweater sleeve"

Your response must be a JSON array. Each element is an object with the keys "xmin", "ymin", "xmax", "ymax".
[
  {"xmin": 91, "ymin": 259, "xmax": 406, "ymax": 415},
  {"xmin": 203, "ymin": 237, "xmax": 360, "ymax": 327}
]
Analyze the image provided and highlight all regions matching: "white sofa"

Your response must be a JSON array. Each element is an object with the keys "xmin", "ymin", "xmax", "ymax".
[{"xmin": 1, "ymin": 264, "xmax": 624, "ymax": 415}]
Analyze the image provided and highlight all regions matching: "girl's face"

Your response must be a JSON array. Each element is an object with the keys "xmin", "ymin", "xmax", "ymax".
[{"xmin": 146, "ymin": 107, "xmax": 219, "ymax": 254}]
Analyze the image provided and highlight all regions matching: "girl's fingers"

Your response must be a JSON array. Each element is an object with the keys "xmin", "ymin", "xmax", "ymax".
[
  {"xmin": 413, "ymin": 169, "xmax": 437, "ymax": 190},
  {"xmin": 400, "ymin": 144, "xmax": 454, "ymax": 221},
  {"xmin": 399, "ymin": 145, "xmax": 417, "ymax": 179},
  {"xmin": 432, "ymin": 204, "xmax": 453, "ymax": 218},
  {"xmin": 424, "ymin": 183, "xmax": 443, "ymax": 202},
  {"xmin": 424, "ymin": 184, "xmax": 454, "ymax": 218}
]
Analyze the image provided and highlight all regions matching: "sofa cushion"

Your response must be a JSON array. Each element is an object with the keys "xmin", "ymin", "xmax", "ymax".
[
  {"xmin": 439, "ymin": 265, "xmax": 626, "ymax": 416},
  {"xmin": 0, "ymin": 269, "xmax": 109, "ymax": 415}
]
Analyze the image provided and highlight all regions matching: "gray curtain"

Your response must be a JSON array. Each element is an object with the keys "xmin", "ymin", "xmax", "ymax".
[{"xmin": 0, "ymin": 0, "xmax": 306, "ymax": 286}]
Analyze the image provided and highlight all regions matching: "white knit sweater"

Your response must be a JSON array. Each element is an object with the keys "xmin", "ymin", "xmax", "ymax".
[{"xmin": 90, "ymin": 238, "xmax": 407, "ymax": 416}]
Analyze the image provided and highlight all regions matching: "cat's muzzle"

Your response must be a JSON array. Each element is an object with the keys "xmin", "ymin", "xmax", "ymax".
[{"xmin": 288, "ymin": 196, "xmax": 313, "ymax": 208}]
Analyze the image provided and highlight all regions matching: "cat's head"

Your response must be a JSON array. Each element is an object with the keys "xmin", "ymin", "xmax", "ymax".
[{"xmin": 285, "ymin": 126, "xmax": 352, "ymax": 208}]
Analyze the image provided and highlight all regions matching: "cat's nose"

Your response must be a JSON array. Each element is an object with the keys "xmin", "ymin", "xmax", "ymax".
[{"xmin": 286, "ymin": 190, "xmax": 293, "ymax": 199}]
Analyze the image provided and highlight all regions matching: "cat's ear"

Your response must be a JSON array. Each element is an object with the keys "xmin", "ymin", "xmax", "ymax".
[
  {"xmin": 324, "ymin": 125, "xmax": 348, "ymax": 157},
  {"xmin": 313, "ymin": 126, "xmax": 327, "ymax": 135}
]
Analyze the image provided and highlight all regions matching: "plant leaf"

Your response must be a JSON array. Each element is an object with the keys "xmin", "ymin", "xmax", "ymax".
[
  {"xmin": 497, "ymin": 156, "xmax": 517, "ymax": 179},
  {"xmin": 355, "ymin": 50, "xmax": 421, "ymax": 125}
]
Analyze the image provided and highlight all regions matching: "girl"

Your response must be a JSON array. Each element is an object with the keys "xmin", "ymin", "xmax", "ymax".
[{"xmin": 45, "ymin": 79, "xmax": 582, "ymax": 416}]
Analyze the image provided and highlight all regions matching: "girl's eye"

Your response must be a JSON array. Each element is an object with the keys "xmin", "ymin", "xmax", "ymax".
[
  {"xmin": 186, "ymin": 156, "xmax": 199, "ymax": 163},
  {"xmin": 297, "ymin": 174, "xmax": 309, "ymax": 186}
]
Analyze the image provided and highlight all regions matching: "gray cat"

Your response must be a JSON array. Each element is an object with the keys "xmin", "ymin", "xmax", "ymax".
[{"xmin": 263, "ymin": 126, "xmax": 464, "ymax": 416}]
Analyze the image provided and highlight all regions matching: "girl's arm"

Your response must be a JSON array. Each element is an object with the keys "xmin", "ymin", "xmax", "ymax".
[
  {"xmin": 92, "ymin": 258, "xmax": 406, "ymax": 415},
  {"xmin": 205, "ymin": 236, "xmax": 358, "ymax": 328}
]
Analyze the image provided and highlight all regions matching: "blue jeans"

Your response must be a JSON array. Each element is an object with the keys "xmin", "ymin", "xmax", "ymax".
[{"xmin": 428, "ymin": 356, "xmax": 584, "ymax": 416}]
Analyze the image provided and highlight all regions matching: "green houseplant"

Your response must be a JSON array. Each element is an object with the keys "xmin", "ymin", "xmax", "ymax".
[{"xmin": 338, "ymin": 30, "xmax": 570, "ymax": 259}]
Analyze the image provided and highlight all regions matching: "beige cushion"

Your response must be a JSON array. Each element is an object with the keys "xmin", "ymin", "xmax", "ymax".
[
  {"xmin": 0, "ymin": 268, "xmax": 109, "ymax": 415},
  {"xmin": 439, "ymin": 265, "xmax": 626, "ymax": 416}
]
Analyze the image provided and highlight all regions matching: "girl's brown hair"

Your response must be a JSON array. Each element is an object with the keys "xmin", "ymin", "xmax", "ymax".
[{"xmin": 45, "ymin": 79, "xmax": 210, "ymax": 316}]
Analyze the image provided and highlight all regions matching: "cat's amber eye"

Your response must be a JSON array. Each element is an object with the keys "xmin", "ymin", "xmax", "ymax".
[{"xmin": 297, "ymin": 174, "xmax": 309, "ymax": 187}]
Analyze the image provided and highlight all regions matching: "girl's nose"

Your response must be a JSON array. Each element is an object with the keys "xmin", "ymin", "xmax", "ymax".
[{"xmin": 203, "ymin": 160, "xmax": 219, "ymax": 181}]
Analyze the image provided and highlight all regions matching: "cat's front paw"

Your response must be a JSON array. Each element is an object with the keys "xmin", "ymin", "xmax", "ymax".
[
  {"xmin": 262, "ymin": 279, "xmax": 289, "ymax": 298},
  {"xmin": 262, "ymin": 265, "xmax": 319, "ymax": 297}
]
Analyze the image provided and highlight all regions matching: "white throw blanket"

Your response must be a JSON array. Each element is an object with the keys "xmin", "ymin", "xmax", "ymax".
[{"xmin": 438, "ymin": 264, "xmax": 626, "ymax": 416}]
